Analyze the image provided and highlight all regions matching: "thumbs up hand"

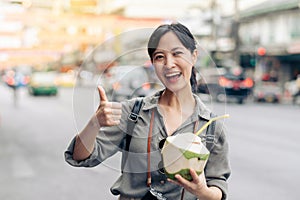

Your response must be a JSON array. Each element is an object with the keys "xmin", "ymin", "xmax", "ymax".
[{"xmin": 96, "ymin": 86, "xmax": 122, "ymax": 126}]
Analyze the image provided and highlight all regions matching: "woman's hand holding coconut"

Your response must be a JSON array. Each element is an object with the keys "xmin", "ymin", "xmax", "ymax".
[{"xmin": 168, "ymin": 170, "xmax": 222, "ymax": 200}]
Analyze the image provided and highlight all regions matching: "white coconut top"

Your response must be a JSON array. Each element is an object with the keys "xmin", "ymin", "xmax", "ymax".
[{"xmin": 166, "ymin": 132, "xmax": 203, "ymax": 154}]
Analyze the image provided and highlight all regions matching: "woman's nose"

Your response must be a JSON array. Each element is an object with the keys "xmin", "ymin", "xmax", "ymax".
[{"xmin": 164, "ymin": 55, "xmax": 175, "ymax": 69}]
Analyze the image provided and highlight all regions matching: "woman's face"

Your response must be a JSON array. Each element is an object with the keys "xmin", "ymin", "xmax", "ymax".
[{"xmin": 152, "ymin": 31, "xmax": 197, "ymax": 93}]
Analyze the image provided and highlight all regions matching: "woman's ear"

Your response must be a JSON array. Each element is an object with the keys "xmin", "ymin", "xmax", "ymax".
[{"xmin": 192, "ymin": 49, "xmax": 198, "ymax": 65}]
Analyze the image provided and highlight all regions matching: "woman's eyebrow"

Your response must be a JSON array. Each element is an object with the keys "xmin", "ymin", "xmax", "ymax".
[
  {"xmin": 153, "ymin": 47, "xmax": 185, "ymax": 56},
  {"xmin": 171, "ymin": 47, "xmax": 185, "ymax": 51}
]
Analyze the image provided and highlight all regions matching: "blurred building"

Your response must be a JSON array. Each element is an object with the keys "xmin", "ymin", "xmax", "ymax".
[
  {"xmin": 4, "ymin": 0, "xmax": 298, "ymax": 84},
  {"xmin": 238, "ymin": 0, "xmax": 300, "ymax": 87},
  {"xmin": 0, "ymin": 0, "xmax": 164, "ymax": 72}
]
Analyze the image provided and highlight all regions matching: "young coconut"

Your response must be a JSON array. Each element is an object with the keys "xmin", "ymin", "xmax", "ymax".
[{"xmin": 161, "ymin": 133, "xmax": 210, "ymax": 181}]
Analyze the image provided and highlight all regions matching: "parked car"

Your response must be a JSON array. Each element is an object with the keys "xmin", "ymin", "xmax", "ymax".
[
  {"xmin": 101, "ymin": 65, "xmax": 162, "ymax": 101},
  {"xmin": 28, "ymin": 71, "xmax": 58, "ymax": 96},
  {"xmin": 218, "ymin": 70, "xmax": 254, "ymax": 103},
  {"xmin": 197, "ymin": 67, "xmax": 254, "ymax": 104},
  {"xmin": 253, "ymin": 82, "xmax": 281, "ymax": 103}
]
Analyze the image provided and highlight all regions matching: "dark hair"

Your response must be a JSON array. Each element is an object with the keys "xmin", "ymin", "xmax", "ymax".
[{"xmin": 147, "ymin": 23, "xmax": 198, "ymax": 93}]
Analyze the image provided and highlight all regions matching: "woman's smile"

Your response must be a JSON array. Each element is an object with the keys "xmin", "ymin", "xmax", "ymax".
[{"xmin": 165, "ymin": 71, "xmax": 182, "ymax": 83}]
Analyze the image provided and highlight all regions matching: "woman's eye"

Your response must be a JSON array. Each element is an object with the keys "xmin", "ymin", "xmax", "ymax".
[
  {"xmin": 154, "ymin": 55, "xmax": 164, "ymax": 60},
  {"xmin": 173, "ymin": 51, "xmax": 183, "ymax": 56}
]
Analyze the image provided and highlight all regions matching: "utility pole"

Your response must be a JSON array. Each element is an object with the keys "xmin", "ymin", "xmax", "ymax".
[
  {"xmin": 210, "ymin": 0, "xmax": 217, "ymax": 53},
  {"xmin": 233, "ymin": 0, "xmax": 240, "ymax": 66}
]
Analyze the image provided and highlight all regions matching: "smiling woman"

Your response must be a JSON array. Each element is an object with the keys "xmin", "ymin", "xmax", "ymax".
[
  {"xmin": 150, "ymin": 32, "xmax": 196, "ymax": 95},
  {"xmin": 65, "ymin": 22, "xmax": 230, "ymax": 200},
  {"xmin": 148, "ymin": 24, "xmax": 198, "ymax": 95}
]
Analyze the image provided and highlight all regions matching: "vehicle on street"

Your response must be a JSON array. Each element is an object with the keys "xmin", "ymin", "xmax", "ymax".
[
  {"xmin": 218, "ymin": 69, "xmax": 254, "ymax": 103},
  {"xmin": 28, "ymin": 71, "xmax": 58, "ymax": 96},
  {"xmin": 254, "ymin": 82, "xmax": 281, "ymax": 103},
  {"xmin": 197, "ymin": 67, "xmax": 254, "ymax": 104},
  {"xmin": 101, "ymin": 65, "xmax": 162, "ymax": 101}
]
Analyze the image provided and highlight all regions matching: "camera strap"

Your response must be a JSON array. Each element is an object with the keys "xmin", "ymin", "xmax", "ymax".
[
  {"xmin": 146, "ymin": 111, "xmax": 197, "ymax": 200},
  {"xmin": 145, "ymin": 110, "xmax": 212, "ymax": 199},
  {"xmin": 146, "ymin": 110, "xmax": 155, "ymax": 187}
]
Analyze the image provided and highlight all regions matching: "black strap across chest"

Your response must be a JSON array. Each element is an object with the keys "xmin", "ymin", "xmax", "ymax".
[{"xmin": 125, "ymin": 98, "xmax": 143, "ymax": 152}]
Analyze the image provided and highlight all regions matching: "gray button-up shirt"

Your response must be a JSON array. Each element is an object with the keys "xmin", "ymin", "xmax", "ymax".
[{"xmin": 65, "ymin": 91, "xmax": 231, "ymax": 200}]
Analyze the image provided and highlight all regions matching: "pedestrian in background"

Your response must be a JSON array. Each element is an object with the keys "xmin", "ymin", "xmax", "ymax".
[
  {"xmin": 293, "ymin": 74, "xmax": 300, "ymax": 104},
  {"xmin": 65, "ymin": 22, "xmax": 231, "ymax": 200}
]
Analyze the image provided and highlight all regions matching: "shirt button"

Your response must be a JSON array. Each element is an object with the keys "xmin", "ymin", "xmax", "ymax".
[{"xmin": 160, "ymin": 180, "xmax": 165, "ymax": 184}]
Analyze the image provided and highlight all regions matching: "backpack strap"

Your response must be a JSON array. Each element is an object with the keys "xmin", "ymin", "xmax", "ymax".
[
  {"xmin": 206, "ymin": 113, "xmax": 217, "ymax": 151},
  {"xmin": 122, "ymin": 98, "xmax": 143, "ymax": 173},
  {"xmin": 125, "ymin": 98, "xmax": 143, "ymax": 152}
]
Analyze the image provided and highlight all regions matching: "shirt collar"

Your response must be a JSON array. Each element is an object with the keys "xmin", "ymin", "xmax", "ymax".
[
  {"xmin": 142, "ymin": 90, "xmax": 211, "ymax": 121},
  {"xmin": 193, "ymin": 94, "xmax": 211, "ymax": 121},
  {"xmin": 142, "ymin": 90, "xmax": 162, "ymax": 110}
]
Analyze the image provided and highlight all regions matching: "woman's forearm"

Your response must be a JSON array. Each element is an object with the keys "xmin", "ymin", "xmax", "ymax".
[
  {"xmin": 73, "ymin": 115, "xmax": 99, "ymax": 161},
  {"xmin": 197, "ymin": 186, "xmax": 222, "ymax": 200}
]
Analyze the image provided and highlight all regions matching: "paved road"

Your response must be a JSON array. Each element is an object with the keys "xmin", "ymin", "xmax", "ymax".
[{"xmin": 0, "ymin": 85, "xmax": 299, "ymax": 200}]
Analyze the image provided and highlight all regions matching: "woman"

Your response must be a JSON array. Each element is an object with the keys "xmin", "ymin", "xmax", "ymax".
[{"xmin": 65, "ymin": 22, "xmax": 231, "ymax": 200}]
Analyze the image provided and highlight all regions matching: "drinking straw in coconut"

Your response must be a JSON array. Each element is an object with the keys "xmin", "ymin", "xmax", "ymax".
[{"xmin": 195, "ymin": 114, "xmax": 230, "ymax": 136}]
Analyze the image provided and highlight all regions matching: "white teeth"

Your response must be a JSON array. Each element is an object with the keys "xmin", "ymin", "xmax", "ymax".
[{"xmin": 165, "ymin": 72, "xmax": 181, "ymax": 77}]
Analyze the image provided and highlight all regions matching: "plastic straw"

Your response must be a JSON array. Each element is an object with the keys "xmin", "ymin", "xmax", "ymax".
[{"xmin": 195, "ymin": 114, "xmax": 230, "ymax": 136}]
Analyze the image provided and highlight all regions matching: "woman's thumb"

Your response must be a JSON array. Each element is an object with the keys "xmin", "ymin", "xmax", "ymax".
[{"xmin": 97, "ymin": 86, "xmax": 108, "ymax": 102}]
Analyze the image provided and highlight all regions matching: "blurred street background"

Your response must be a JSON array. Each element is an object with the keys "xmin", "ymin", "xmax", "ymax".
[{"xmin": 1, "ymin": 0, "xmax": 300, "ymax": 200}]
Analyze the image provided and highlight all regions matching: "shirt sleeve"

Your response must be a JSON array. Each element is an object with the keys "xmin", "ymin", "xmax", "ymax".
[
  {"xmin": 64, "ymin": 101, "xmax": 132, "ymax": 168},
  {"xmin": 64, "ymin": 136, "xmax": 102, "ymax": 167},
  {"xmin": 205, "ymin": 121, "xmax": 231, "ymax": 200}
]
